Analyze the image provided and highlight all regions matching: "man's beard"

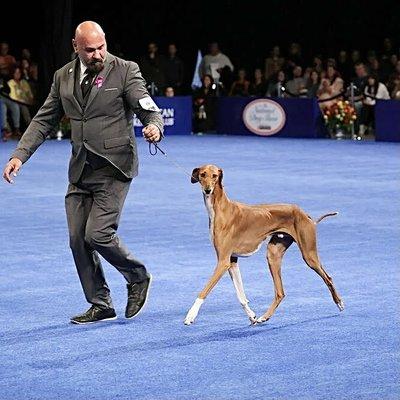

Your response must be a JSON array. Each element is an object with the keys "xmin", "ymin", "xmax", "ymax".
[{"xmin": 86, "ymin": 60, "xmax": 104, "ymax": 73}]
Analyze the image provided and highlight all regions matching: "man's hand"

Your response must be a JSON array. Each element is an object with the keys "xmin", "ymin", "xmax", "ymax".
[
  {"xmin": 142, "ymin": 124, "xmax": 161, "ymax": 143},
  {"xmin": 3, "ymin": 158, "xmax": 22, "ymax": 184}
]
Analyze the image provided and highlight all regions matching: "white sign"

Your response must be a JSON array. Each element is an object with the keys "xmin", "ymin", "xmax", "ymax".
[{"xmin": 242, "ymin": 99, "xmax": 286, "ymax": 136}]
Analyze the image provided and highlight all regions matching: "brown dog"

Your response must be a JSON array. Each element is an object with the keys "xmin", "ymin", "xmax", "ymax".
[{"xmin": 184, "ymin": 164, "xmax": 344, "ymax": 325}]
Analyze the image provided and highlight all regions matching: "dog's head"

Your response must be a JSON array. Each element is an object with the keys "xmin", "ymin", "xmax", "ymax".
[{"xmin": 191, "ymin": 164, "xmax": 223, "ymax": 195}]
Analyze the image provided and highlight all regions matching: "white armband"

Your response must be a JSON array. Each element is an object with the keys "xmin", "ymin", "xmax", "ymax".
[{"xmin": 138, "ymin": 97, "xmax": 160, "ymax": 112}]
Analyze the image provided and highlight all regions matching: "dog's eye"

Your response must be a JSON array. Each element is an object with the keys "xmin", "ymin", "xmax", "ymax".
[
  {"xmin": 200, "ymin": 173, "xmax": 206, "ymax": 178},
  {"xmin": 212, "ymin": 174, "xmax": 218, "ymax": 178}
]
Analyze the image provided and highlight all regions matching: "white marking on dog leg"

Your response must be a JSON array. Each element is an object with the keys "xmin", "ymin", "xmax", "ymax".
[
  {"xmin": 203, "ymin": 194, "xmax": 215, "ymax": 242},
  {"xmin": 184, "ymin": 298, "xmax": 204, "ymax": 325},
  {"xmin": 229, "ymin": 265, "xmax": 256, "ymax": 321}
]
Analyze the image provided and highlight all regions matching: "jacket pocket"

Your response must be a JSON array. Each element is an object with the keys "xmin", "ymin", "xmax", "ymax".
[{"xmin": 104, "ymin": 136, "xmax": 130, "ymax": 149}]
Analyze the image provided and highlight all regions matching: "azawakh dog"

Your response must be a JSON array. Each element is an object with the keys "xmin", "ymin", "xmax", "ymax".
[{"xmin": 184, "ymin": 164, "xmax": 344, "ymax": 325}]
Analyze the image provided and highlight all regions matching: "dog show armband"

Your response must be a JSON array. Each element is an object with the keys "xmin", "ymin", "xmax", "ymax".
[{"xmin": 138, "ymin": 97, "xmax": 160, "ymax": 112}]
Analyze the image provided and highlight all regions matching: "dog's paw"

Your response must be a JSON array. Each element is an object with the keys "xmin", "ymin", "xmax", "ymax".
[
  {"xmin": 184, "ymin": 316, "xmax": 195, "ymax": 325},
  {"xmin": 337, "ymin": 300, "xmax": 345, "ymax": 311},
  {"xmin": 255, "ymin": 316, "xmax": 269, "ymax": 324}
]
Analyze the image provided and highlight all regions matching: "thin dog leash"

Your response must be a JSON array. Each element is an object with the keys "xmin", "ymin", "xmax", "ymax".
[{"xmin": 148, "ymin": 141, "xmax": 195, "ymax": 180}]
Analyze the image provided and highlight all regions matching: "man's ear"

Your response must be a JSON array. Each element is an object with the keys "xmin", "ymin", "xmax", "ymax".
[
  {"xmin": 72, "ymin": 39, "xmax": 78, "ymax": 53},
  {"xmin": 191, "ymin": 168, "xmax": 200, "ymax": 183},
  {"xmin": 218, "ymin": 168, "xmax": 223, "ymax": 185}
]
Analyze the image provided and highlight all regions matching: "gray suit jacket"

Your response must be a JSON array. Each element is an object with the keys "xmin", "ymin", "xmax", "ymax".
[{"xmin": 11, "ymin": 53, "xmax": 164, "ymax": 183}]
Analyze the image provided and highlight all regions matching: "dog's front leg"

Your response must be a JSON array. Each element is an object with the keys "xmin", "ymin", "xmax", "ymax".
[
  {"xmin": 228, "ymin": 260, "xmax": 257, "ymax": 323},
  {"xmin": 184, "ymin": 258, "xmax": 230, "ymax": 325}
]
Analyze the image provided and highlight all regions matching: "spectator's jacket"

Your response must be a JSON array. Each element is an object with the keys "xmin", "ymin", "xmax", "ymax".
[{"xmin": 11, "ymin": 53, "xmax": 163, "ymax": 183}]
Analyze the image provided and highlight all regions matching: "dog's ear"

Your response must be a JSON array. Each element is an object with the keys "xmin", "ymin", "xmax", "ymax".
[
  {"xmin": 218, "ymin": 168, "xmax": 224, "ymax": 185},
  {"xmin": 191, "ymin": 168, "xmax": 200, "ymax": 183}
]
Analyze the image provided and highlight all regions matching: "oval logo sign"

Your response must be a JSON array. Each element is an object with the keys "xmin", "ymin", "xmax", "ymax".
[{"xmin": 243, "ymin": 99, "xmax": 286, "ymax": 136}]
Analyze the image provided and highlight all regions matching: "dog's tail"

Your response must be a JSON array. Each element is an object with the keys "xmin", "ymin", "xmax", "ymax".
[{"xmin": 315, "ymin": 212, "xmax": 338, "ymax": 224}]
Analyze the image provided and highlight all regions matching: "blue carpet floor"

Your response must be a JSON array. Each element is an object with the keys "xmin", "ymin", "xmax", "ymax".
[{"xmin": 0, "ymin": 135, "xmax": 399, "ymax": 399}]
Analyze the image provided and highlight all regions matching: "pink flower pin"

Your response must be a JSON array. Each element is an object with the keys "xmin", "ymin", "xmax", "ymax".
[{"xmin": 95, "ymin": 76, "xmax": 104, "ymax": 89}]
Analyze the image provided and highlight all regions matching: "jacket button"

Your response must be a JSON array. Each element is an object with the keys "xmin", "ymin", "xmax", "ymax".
[
  {"xmin": 83, "ymin": 139, "xmax": 88, "ymax": 143},
  {"xmin": 83, "ymin": 118, "xmax": 87, "ymax": 122}
]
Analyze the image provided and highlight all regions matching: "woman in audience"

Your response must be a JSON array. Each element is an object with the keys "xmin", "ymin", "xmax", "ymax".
[
  {"xmin": 193, "ymin": 74, "xmax": 218, "ymax": 133},
  {"xmin": 229, "ymin": 68, "xmax": 250, "ymax": 96},
  {"xmin": 266, "ymin": 70, "xmax": 287, "ymax": 97},
  {"xmin": 307, "ymin": 70, "xmax": 320, "ymax": 98},
  {"xmin": 360, "ymin": 74, "xmax": 390, "ymax": 136},
  {"xmin": 249, "ymin": 68, "xmax": 267, "ymax": 97},
  {"xmin": 8, "ymin": 66, "xmax": 34, "ymax": 128}
]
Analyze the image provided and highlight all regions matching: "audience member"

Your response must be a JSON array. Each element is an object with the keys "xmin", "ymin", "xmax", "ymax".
[
  {"xmin": 164, "ymin": 43, "xmax": 184, "ymax": 94},
  {"xmin": 164, "ymin": 86, "xmax": 175, "ymax": 97},
  {"xmin": 198, "ymin": 42, "xmax": 234, "ymax": 89},
  {"xmin": 249, "ymin": 68, "xmax": 267, "ymax": 97},
  {"xmin": 264, "ymin": 46, "xmax": 284, "ymax": 80},
  {"xmin": 0, "ymin": 76, "xmax": 21, "ymax": 141},
  {"xmin": 229, "ymin": 68, "xmax": 250, "ymax": 96},
  {"xmin": 193, "ymin": 74, "xmax": 217, "ymax": 133},
  {"xmin": 8, "ymin": 66, "xmax": 33, "ymax": 128},
  {"xmin": 286, "ymin": 42, "xmax": 304, "ymax": 69},
  {"xmin": 306, "ymin": 70, "xmax": 320, "ymax": 98},
  {"xmin": 360, "ymin": 74, "xmax": 390, "ymax": 136},
  {"xmin": 139, "ymin": 42, "xmax": 166, "ymax": 95},
  {"xmin": 0, "ymin": 42, "xmax": 17, "ymax": 77},
  {"xmin": 266, "ymin": 70, "xmax": 287, "ymax": 97},
  {"xmin": 286, "ymin": 65, "xmax": 306, "ymax": 96}
]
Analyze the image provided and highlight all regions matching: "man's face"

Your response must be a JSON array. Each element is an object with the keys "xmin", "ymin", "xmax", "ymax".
[
  {"xmin": 168, "ymin": 44, "xmax": 177, "ymax": 56},
  {"xmin": 209, "ymin": 43, "xmax": 219, "ymax": 56},
  {"xmin": 355, "ymin": 65, "xmax": 366, "ymax": 78},
  {"xmin": 73, "ymin": 35, "xmax": 107, "ymax": 73},
  {"xmin": 148, "ymin": 43, "xmax": 157, "ymax": 54},
  {"xmin": 293, "ymin": 66, "xmax": 302, "ymax": 77},
  {"xmin": 0, "ymin": 43, "xmax": 9, "ymax": 56}
]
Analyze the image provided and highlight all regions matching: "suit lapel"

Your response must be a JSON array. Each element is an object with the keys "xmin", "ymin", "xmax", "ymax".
[
  {"xmin": 67, "ymin": 58, "xmax": 83, "ymax": 111},
  {"xmin": 85, "ymin": 53, "xmax": 115, "ymax": 112}
]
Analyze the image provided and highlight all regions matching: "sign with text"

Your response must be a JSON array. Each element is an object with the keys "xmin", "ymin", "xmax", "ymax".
[{"xmin": 134, "ymin": 96, "xmax": 192, "ymax": 135}]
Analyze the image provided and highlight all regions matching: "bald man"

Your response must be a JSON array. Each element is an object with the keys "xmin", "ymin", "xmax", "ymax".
[{"xmin": 3, "ymin": 21, "xmax": 164, "ymax": 324}]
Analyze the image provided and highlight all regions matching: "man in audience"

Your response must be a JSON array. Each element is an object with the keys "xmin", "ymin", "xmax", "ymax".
[
  {"xmin": 0, "ymin": 42, "xmax": 17, "ymax": 78},
  {"xmin": 139, "ymin": 42, "xmax": 166, "ymax": 95},
  {"xmin": 286, "ymin": 65, "xmax": 306, "ymax": 96},
  {"xmin": 164, "ymin": 43, "xmax": 184, "ymax": 94},
  {"xmin": 199, "ymin": 42, "xmax": 234, "ymax": 90}
]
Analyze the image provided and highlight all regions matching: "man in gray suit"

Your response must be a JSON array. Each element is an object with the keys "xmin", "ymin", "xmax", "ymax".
[{"xmin": 3, "ymin": 21, "xmax": 164, "ymax": 324}]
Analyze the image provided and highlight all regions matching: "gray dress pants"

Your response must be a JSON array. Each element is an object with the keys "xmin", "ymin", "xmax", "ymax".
[{"xmin": 65, "ymin": 163, "xmax": 148, "ymax": 309}]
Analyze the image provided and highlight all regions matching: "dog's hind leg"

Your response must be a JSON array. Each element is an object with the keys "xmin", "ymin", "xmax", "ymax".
[
  {"xmin": 184, "ymin": 255, "xmax": 231, "ymax": 325},
  {"xmin": 228, "ymin": 256, "xmax": 257, "ymax": 323},
  {"xmin": 297, "ymin": 222, "xmax": 344, "ymax": 311},
  {"xmin": 256, "ymin": 234, "xmax": 294, "ymax": 324}
]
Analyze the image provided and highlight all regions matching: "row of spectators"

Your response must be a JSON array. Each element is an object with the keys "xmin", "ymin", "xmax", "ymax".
[{"xmin": 0, "ymin": 42, "xmax": 38, "ymax": 140}]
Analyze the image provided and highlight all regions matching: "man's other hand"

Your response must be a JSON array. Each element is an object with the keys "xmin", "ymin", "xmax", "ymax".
[{"xmin": 3, "ymin": 158, "xmax": 22, "ymax": 184}]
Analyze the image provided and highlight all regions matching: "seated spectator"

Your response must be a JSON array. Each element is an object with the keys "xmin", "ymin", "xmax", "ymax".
[
  {"xmin": 0, "ymin": 76, "xmax": 21, "ymax": 141},
  {"xmin": 388, "ymin": 60, "xmax": 400, "ymax": 97},
  {"xmin": 317, "ymin": 75, "xmax": 343, "ymax": 110},
  {"xmin": 193, "ymin": 75, "xmax": 218, "ymax": 133},
  {"xmin": 306, "ymin": 70, "xmax": 320, "ymax": 98},
  {"xmin": 351, "ymin": 49, "xmax": 362, "ymax": 65},
  {"xmin": 164, "ymin": 43, "xmax": 184, "ymax": 94},
  {"xmin": 389, "ymin": 78, "xmax": 400, "ymax": 100},
  {"xmin": 8, "ymin": 66, "xmax": 34, "ymax": 128},
  {"xmin": 229, "ymin": 68, "xmax": 250, "ymax": 96},
  {"xmin": 266, "ymin": 70, "xmax": 287, "ymax": 97},
  {"xmin": 249, "ymin": 68, "xmax": 267, "ymax": 97},
  {"xmin": 0, "ymin": 42, "xmax": 17, "ymax": 78},
  {"xmin": 199, "ymin": 42, "xmax": 234, "ymax": 90},
  {"xmin": 286, "ymin": 65, "xmax": 306, "ymax": 96},
  {"xmin": 312, "ymin": 55, "xmax": 324, "ymax": 74},
  {"xmin": 164, "ymin": 86, "xmax": 175, "ymax": 97},
  {"xmin": 360, "ymin": 74, "xmax": 390, "ymax": 136},
  {"xmin": 351, "ymin": 62, "xmax": 369, "ymax": 134}
]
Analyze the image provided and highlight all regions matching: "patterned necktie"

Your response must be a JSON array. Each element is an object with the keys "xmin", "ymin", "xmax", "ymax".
[{"xmin": 81, "ymin": 69, "xmax": 94, "ymax": 98}]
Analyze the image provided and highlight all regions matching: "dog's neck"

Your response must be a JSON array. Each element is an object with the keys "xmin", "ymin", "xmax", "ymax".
[{"xmin": 202, "ymin": 183, "xmax": 230, "ymax": 216}]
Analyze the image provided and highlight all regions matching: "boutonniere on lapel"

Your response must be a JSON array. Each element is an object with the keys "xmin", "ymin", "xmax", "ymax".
[{"xmin": 94, "ymin": 76, "xmax": 104, "ymax": 89}]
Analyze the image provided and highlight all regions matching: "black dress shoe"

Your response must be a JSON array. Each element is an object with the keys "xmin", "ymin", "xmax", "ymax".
[
  {"xmin": 125, "ymin": 273, "xmax": 152, "ymax": 319},
  {"xmin": 70, "ymin": 305, "xmax": 117, "ymax": 324}
]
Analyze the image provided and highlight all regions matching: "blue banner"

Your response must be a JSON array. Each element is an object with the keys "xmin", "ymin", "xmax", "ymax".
[
  {"xmin": 216, "ymin": 97, "xmax": 328, "ymax": 138},
  {"xmin": 375, "ymin": 100, "xmax": 400, "ymax": 142},
  {"xmin": 134, "ymin": 96, "xmax": 192, "ymax": 136}
]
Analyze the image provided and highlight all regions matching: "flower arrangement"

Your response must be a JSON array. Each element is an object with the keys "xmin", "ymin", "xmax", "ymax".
[{"xmin": 323, "ymin": 100, "xmax": 357, "ymax": 134}]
